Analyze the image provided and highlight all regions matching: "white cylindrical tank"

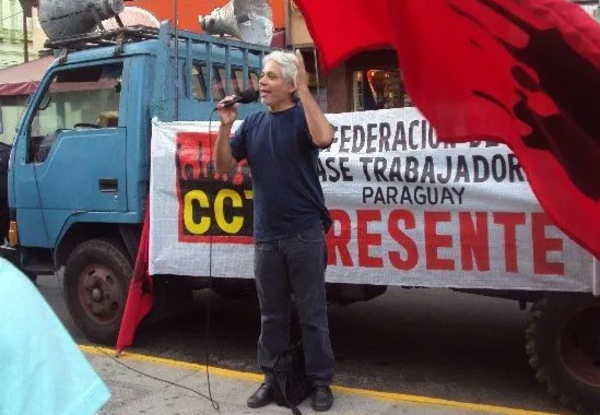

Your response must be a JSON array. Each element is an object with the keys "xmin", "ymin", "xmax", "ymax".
[{"xmin": 38, "ymin": 0, "xmax": 124, "ymax": 40}]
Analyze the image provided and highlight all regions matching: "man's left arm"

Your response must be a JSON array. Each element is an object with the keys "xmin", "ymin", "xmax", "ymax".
[{"xmin": 295, "ymin": 50, "xmax": 333, "ymax": 148}]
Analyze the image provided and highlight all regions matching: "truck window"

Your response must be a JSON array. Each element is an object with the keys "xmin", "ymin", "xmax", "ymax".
[
  {"xmin": 233, "ymin": 69, "xmax": 260, "ymax": 93},
  {"xmin": 191, "ymin": 64, "xmax": 208, "ymax": 101},
  {"xmin": 192, "ymin": 63, "xmax": 260, "ymax": 102},
  {"xmin": 217, "ymin": 68, "xmax": 229, "ymax": 97},
  {"xmin": 27, "ymin": 63, "xmax": 123, "ymax": 163},
  {"xmin": 249, "ymin": 71, "xmax": 259, "ymax": 90},
  {"xmin": 192, "ymin": 63, "xmax": 224, "ymax": 101}
]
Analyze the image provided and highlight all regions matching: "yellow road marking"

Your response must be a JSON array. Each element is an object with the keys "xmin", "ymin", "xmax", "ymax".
[
  {"xmin": 80, "ymin": 344, "xmax": 565, "ymax": 415},
  {"xmin": 80, "ymin": 345, "xmax": 263, "ymax": 382}
]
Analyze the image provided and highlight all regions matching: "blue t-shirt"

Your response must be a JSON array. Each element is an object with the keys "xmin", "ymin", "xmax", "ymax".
[{"xmin": 230, "ymin": 104, "xmax": 331, "ymax": 241}]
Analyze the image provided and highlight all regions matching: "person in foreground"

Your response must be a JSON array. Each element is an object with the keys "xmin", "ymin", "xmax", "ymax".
[
  {"xmin": 215, "ymin": 49, "xmax": 335, "ymax": 411},
  {"xmin": 0, "ymin": 258, "xmax": 111, "ymax": 415}
]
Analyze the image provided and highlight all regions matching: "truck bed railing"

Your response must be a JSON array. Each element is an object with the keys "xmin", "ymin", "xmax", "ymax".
[
  {"xmin": 44, "ymin": 25, "xmax": 160, "ymax": 51},
  {"xmin": 172, "ymin": 27, "xmax": 273, "ymax": 101},
  {"xmin": 153, "ymin": 21, "xmax": 277, "ymax": 121}
]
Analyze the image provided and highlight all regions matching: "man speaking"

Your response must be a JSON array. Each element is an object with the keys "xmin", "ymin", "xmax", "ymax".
[{"xmin": 215, "ymin": 50, "xmax": 335, "ymax": 412}]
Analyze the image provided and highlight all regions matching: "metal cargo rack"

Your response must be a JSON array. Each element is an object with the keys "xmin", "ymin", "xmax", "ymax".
[{"xmin": 44, "ymin": 24, "xmax": 160, "ymax": 52}]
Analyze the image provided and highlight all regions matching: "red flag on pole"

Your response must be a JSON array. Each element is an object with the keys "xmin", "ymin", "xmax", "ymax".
[
  {"xmin": 115, "ymin": 203, "xmax": 153, "ymax": 353},
  {"xmin": 294, "ymin": 0, "xmax": 600, "ymax": 258}
]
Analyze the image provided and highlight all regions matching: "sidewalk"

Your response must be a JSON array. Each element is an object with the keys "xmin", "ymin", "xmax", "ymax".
[{"xmin": 82, "ymin": 346, "xmax": 563, "ymax": 415}]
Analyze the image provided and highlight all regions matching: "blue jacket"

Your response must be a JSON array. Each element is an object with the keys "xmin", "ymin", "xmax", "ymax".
[{"xmin": 0, "ymin": 259, "xmax": 110, "ymax": 415}]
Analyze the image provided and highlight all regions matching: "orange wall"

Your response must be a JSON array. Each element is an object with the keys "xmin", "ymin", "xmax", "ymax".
[{"xmin": 127, "ymin": 0, "xmax": 285, "ymax": 32}]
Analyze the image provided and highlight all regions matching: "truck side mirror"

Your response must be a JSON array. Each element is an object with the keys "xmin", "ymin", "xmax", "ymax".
[{"xmin": 38, "ymin": 94, "xmax": 51, "ymax": 111}]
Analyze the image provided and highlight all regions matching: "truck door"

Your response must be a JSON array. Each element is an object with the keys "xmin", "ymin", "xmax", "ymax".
[{"xmin": 13, "ymin": 61, "xmax": 128, "ymax": 247}]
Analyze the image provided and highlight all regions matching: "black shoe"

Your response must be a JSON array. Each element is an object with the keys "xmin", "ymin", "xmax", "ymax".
[
  {"xmin": 312, "ymin": 385, "xmax": 333, "ymax": 412},
  {"xmin": 247, "ymin": 382, "xmax": 274, "ymax": 408}
]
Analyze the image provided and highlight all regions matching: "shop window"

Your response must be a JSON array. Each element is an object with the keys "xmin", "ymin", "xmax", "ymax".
[{"xmin": 353, "ymin": 69, "xmax": 412, "ymax": 111}]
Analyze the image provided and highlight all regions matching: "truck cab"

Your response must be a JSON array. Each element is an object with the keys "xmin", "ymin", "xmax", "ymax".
[{"xmin": 6, "ymin": 23, "xmax": 273, "ymax": 343}]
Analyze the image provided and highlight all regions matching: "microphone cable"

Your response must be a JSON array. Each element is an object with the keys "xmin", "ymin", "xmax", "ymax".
[{"xmin": 203, "ymin": 107, "xmax": 220, "ymax": 411}]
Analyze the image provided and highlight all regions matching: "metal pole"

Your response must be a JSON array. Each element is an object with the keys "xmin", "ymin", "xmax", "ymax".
[
  {"xmin": 174, "ymin": 0, "xmax": 179, "ymax": 120},
  {"xmin": 313, "ymin": 47, "xmax": 320, "ymax": 108},
  {"xmin": 22, "ymin": 12, "xmax": 29, "ymax": 63}
]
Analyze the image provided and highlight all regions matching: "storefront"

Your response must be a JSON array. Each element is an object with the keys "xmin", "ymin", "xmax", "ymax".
[
  {"xmin": 325, "ymin": 49, "xmax": 409, "ymax": 114},
  {"xmin": 286, "ymin": 1, "xmax": 408, "ymax": 113}
]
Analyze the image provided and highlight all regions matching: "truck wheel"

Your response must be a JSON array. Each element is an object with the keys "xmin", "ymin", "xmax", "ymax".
[
  {"xmin": 64, "ymin": 238, "xmax": 132, "ymax": 345},
  {"xmin": 526, "ymin": 294, "xmax": 600, "ymax": 415}
]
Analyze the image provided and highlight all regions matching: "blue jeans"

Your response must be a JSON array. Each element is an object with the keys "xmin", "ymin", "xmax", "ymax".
[{"xmin": 254, "ymin": 223, "xmax": 335, "ymax": 386}]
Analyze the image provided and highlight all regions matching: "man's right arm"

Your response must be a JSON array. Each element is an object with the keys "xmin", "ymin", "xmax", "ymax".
[
  {"xmin": 215, "ymin": 122, "xmax": 237, "ymax": 174},
  {"xmin": 215, "ymin": 95, "xmax": 239, "ymax": 174}
]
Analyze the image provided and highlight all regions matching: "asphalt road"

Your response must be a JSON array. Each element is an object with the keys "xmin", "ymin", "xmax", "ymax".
[{"xmin": 37, "ymin": 275, "xmax": 570, "ymax": 414}]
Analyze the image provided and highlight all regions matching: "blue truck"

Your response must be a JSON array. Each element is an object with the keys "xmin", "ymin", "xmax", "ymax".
[
  {"xmin": 3, "ymin": 18, "xmax": 600, "ymax": 415},
  {"xmin": 3, "ymin": 22, "xmax": 272, "ymax": 343}
]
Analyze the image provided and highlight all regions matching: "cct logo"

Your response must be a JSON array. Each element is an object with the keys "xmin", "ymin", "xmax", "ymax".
[{"xmin": 176, "ymin": 132, "xmax": 254, "ymax": 244}]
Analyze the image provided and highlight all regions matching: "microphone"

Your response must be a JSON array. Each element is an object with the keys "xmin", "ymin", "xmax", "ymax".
[{"xmin": 216, "ymin": 89, "xmax": 260, "ymax": 109}]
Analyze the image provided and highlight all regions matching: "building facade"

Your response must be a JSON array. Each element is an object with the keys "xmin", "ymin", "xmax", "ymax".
[{"xmin": 0, "ymin": 0, "xmax": 34, "ymax": 68}]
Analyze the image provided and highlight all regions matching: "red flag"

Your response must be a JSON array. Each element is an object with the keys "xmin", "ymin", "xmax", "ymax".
[
  {"xmin": 294, "ymin": 0, "xmax": 600, "ymax": 259},
  {"xmin": 116, "ymin": 203, "xmax": 154, "ymax": 353}
]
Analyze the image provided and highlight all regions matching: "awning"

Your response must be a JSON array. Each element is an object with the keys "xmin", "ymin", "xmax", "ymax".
[{"xmin": 0, "ymin": 56, "xmax": 55, "ymax": 97}]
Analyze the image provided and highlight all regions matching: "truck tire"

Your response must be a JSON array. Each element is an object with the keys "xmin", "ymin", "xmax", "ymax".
[
  {"xmin": 63, "ymin": 238, "xmax": 132, "ymax": 345},
  {"xmin": 526, "ymin": 294, "xmax": 600, "ymax": 415}
]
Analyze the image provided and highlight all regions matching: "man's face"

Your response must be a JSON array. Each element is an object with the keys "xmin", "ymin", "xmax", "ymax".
[{"xmin": 259, "ymin": 60, "xmax": 296, "ymax": 108}]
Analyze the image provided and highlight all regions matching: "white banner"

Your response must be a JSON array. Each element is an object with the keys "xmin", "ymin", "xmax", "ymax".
[{"xmin": 149, "ymin": 108, "xmax": 595, "ymax": 292}]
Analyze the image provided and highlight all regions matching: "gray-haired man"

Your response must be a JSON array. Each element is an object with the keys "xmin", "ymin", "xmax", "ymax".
[{"xmin": 215, "ymin": 50, "xmax": 335, "ymax": 411}]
